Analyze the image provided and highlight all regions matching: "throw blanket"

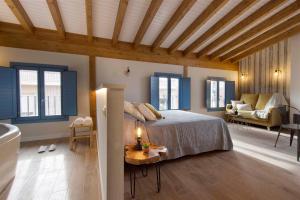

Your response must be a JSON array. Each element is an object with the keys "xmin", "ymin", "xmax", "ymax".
[{"xmin": 252, "ymin": 93, "xmax": 288, "ymax": 119}]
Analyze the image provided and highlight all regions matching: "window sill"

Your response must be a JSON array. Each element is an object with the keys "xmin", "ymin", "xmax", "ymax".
[{"xmin": 12, "ymin": 116, "xmax": 69, "ymax": 124}]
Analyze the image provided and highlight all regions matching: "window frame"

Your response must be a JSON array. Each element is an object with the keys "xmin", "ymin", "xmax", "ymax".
[
  {"xmin": 207, "ymin": 77, "xmax": 226, "ymax": 112},
  {"xmin": 11, "ymin": 62, "xmax": 69, "ymax": 124},
  {"xmin": 154, "ymin": 73, "xmax": 182, "ymax": 111}
]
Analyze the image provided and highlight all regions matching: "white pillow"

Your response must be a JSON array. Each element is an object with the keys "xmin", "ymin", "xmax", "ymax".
[
  {"xmin": 137, "ymin": 103, "xmax": 157, "ymax": 121},
  {"xmin": 124, "ymin": 101, "xmax": 145, "ymax": 122},
  {"xmin": 236, "ymin": 104, "xmax": 252, "ymax": 111},
  {"xmin": 231, "ymin": 100, "xmax": 243, "ymax": 109}
]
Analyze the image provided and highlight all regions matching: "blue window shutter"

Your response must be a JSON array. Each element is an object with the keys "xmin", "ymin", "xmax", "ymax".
[
  {"xmin": 0, "ymin": 67, "xmax": 17, "ymax": 119},
  {"xmin": 180, "ymin": 77, "xmax": 191, "ymax": 110},
  {"xmin": 206, "ymin": 80, "xmax": 211, "ymax": 109},
  {"xmin": 150, "ymin": 76, "xmax": 159, "ymax": 109},
  {"xmin": 62, "ymin": 71, "xmax": 77, "ymax": 116},
  {"xmin": 225, "ymin": 81, "xmax": 235, "ymax": 104}
]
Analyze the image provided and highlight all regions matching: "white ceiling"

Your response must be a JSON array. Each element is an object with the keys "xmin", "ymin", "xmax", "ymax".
[{"xmin": 0, "ymin": 0, "xmax": 296, "ymax": 53}]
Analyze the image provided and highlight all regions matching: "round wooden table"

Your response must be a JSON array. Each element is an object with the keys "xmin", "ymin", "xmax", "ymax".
[{"xmin": 124, "ymin": 144, "xmax": 168, "ymax": 198}]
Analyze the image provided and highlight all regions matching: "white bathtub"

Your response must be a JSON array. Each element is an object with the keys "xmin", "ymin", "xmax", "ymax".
[{"xmin": 0, "ymin": 124, "xmax": 21, "ymax": 193}]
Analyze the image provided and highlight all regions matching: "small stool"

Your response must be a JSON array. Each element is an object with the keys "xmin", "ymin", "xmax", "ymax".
[{"xmin": 69, "ymin": 123, "xmax": 93, "ymax": 150}]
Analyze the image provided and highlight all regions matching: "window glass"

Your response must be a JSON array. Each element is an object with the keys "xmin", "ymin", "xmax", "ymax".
[
  {"xmin": 44, "ymin": 71, "xmax": 62, "ymax": 116},
  {"xmin": 19, "ymin": 70, "xmax": 39, "ymax": 117},
  {"xmin": 170, "ymin": 78, "xmax": 179, "ymax": 109},
  {"xmin": 159, "ymin": 77, "xmax": 168, "ymax": 110},
  {"xmin": 210, "ymin": 80, "xmax": 218, "ymax": 108},
  {"xmin": 219, "ymin": 81, "xmax": 225, "ymax": 108}
]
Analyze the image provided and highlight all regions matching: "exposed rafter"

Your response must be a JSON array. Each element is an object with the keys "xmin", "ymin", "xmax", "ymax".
[
  {"xmin": 220, "ymin": 14, "xmax": 300, "ymax": 61},
  {"xmin": 133, "ymin": 0, "xmax": 163, "ymax": 48},
  {"xmin": 196, "ymin": 0, "xmax": 286, "ymax": 58},
  {"xmin": 46, "ymin": 0, "xmax": 65, "ymax": 39},
  {"xmin": 0, "ymin": 22, "xmax": 238, "ymax": 71},
  {"xmin": 112, "ymin": 0, "xmax": 129, "ymax": 46},
  {"xmin": 151, "ymin": 0, "xmax": 196, "ymax": 50},
  {"xmin": 85, "ymin": 0, "xmax": 93, "ymax": 42},
  {"xmin": 231, "ymin": 25, "xmax": 300, "ymax": 63},
  {"xmin": 209, "ymin": 1, "xmax": 300, "ymax": 59},
  {"xmin": 168, "ymin": 0, "xmax": 228, "ymax": 54},
  {"xmin": 4, "ymin": 0, "xmax": 34, "ymax": 33},
  {"xmin": 183, "ymin": 0, "xmax": 256, "ymax": 56}
]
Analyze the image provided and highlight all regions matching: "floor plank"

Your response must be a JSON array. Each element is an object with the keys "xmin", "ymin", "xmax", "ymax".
[{"xmin": 0, "ymin": 138, "xmax": 100, "ymax": 200}]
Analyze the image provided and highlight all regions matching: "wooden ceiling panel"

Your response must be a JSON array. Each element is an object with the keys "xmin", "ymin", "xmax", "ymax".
[
  {"xmin": 183, "ymin": 0, "xmax": 257, "ymax": 56},
  {"xmin": 151, "ymin": 0, "xmax": 196, "ymax": 50},
  {"xmin": 112, "ymin": 0, "xmax": 129, "ymax": 46},
  {"xmin": 0, "ymin": 0, "xmax": 19, "ymax": 24},
  {"xmin": 209, "ymin": 0, "xmax": 300, "ymax": 59},
  {"xmin": 196, "ymin": 0, "xmax": 286, "ymax": 57}
]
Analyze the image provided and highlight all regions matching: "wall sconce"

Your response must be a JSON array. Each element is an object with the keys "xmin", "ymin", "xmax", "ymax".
[
  {"xmin": 274, "ymin": 69, "xmax": 281, "ymax": 76},
  {"xmin": 241, "ymin": 73, "xmax": 247, "ymax": 80},
  {"xmin": 125, "ymin": 66, "xmax": 130, "ymax": 76}
]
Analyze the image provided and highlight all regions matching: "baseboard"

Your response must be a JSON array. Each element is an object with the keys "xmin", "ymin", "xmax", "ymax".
[{"xmin": 20, "ymin": 132, "xmax": 69, "ymax": 142}]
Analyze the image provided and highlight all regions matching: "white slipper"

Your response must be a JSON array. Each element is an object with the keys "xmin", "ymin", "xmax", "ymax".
[
  {"xmin": 38, "ymin": 146, "xmax": 47, "ymax": 153},
  {"xmin": 49, "ymin": 144, "xmax": 56, "ymax": 152}
]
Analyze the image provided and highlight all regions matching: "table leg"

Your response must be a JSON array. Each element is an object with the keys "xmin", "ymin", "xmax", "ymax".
[
  {"xmin": 141, "ymin": 166, "xmax": 148, "ymax": 177},
  {"xmin": 129, "ymin": 166, "xmax": 136, "ymax": 198},
  {"xmin": 155, "ymin": 163, "xmax": 161, "ymax": 193},
  {"xmin": 297, "ymin": 131, "xmax": 300, "ymax": 162}
]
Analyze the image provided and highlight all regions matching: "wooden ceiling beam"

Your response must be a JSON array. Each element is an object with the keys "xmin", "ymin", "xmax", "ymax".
[
  {"xmin": 4, "ymin": 0, "xmax": 34, "ymax": 33},
  {"xmin": 209, "ymin": 1, "xmax": 300, "ymax": 59},
  {"xmin": 220, "ymin": 14, "xmax": 300, "ymax": 61},
  {"xmin": 46, "ymin": 0, "xmax": 65, "ymax": 39},
  {"xmin": 196, "ymin": 0, "xmax": 286, "ymax": 58},
  {"xmin": 133, "ymin": 0, "xmax": 163, "ymax": 48},
  {"xmin": 151, "ymin": 0, "xmax": 196, "ymax": 50},
  {"xmin": 168, "ymin": 0, "xmax": 228, "ymax": 54},
  {"xmin": 183, "ymin": 0, "xmax": 256, "ymax": 56},
  {"xmin": 85, "ymin": 0, "xmax": 93, "ymax": 42},
  {"xmin": 112, "ymin": 0, "xmax": 129, "ymax": 46},
  {"xmin": 230, "ymin": 25, "xmax": 300, "ymax": 63},
  {"xmin": 0, "ymin": 22, "xmax": 238, "ymax": 71}
]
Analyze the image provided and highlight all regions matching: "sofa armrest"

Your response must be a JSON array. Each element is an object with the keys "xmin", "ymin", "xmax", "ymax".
[{"xmin": 268, "ymin": 107, "xmax": 281, "ymax": 127}]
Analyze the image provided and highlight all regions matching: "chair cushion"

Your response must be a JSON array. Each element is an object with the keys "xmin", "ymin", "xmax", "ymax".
[
  {"xmin": 240, "ymin": 94, "xmax": 259, "ymax": 110},
  {"xmin": 255, "ymin": 94, "xmax": 272, "ymax": 110}
]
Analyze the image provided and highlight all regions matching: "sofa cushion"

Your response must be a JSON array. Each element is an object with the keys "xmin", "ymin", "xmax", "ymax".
[
  {"xmin": 255, "ymin": 94, "xmax": 272, "ymax": 110},
  {"xmin": 236, "ymin": 104, "xmax": 252, "ymax": 111},
  {"xmin": 238, "ymin": 110, "xmax": 256, "ymax": 119},
  {"xmin": 240, "ymin": 94, "xmax": 259, "ymax": 109}
]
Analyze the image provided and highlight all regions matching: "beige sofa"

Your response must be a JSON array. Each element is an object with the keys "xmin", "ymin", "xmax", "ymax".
[{"xmin": 226, "ymin": 93, "xmax": 281, "ymax": 130}]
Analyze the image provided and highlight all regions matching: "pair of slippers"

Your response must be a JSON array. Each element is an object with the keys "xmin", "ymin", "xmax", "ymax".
[{"xmin": 38, "ymin": 144, "xmax": 56, "ymax": 153}]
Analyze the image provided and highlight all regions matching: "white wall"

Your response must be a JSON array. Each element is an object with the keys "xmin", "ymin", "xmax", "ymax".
[
  {"xmin": 289, "ymin": 34, "xmax": 300, "ymax": 114},
  {"xmin": 0, "ymin": 47, "xmax": 89, "ymax": 141},
  {"xmin": 96, "ymin": 57, "xmax": 238, "ymax": 117}
]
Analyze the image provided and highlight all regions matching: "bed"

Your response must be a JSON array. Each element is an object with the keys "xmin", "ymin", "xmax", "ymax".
[{"xmin": 124, "ymin": 110, "xmax": 233, "ymax": 160}]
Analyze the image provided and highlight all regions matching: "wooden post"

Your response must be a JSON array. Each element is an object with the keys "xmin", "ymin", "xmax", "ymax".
[
  {"xmin": 89, "ymin": 55, "xmax": 97, "ymax": 130},
  {"xmin": 183, "ymin": 65, "xmax": 189, "ymax": 77}
]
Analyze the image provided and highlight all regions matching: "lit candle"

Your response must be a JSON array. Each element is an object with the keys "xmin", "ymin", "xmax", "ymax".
[{"xmin": 137, "ymin": 127, "xmax": 142, "ymax": 138}]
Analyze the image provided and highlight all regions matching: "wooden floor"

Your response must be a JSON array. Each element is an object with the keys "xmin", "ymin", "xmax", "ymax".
[
  {"xmin": 2, "ymin": 124, "xmax": 300, "ymax": 200},
  {"xmin": 0, "ymin": 138, "xmax": 100, "ymax": 200},
  {"xmin": 124, "ymin": 124, "xmax": 300, "ymax": 200}
]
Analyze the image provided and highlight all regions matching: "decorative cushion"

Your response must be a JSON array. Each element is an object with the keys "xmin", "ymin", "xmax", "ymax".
[
  {"xmin": 144, "ymin": 103, "xmax": 162, "ymax": 119},
  {"xmin": 240, "ymin": 94, "xmax": 259, "ymax": 110},
  {"xmin": 255, "ymin": 94, "xmax": 273, "ymax": 110},
  {"xmin": 231, "ymin": 100, "xmax": 243, "ymax": 109},
  {"xmin": 236, "ymin": 104, "xmax": 252, "ymax": 111},
  {"xmin": 137, "ymin": 104, "xmax": 157, "ymax": 121},
  {"xmin": 124, "ymin": 101, "xmax": 145, "ymax": 122}
]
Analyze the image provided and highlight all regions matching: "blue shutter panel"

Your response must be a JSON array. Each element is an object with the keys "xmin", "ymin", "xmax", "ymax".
[
  {"xmin": 0, "ymin": 67, "xmax": 17, "ymax": 119},
  {"xmin": 62, "ymin": 71, "xmax": 77, "ymax": 116},
  {"xmin": 150, "ymin": 76, "xmax": 159, "ymax": 109},
  {"xmin": 206, "ymin": 80, "xmax": 211, "ymax": 109},
  {"xmin": 225, "ymin": 81, "xmax": 235, "ymax": 104},
  {"xmin": 180, "ymin": 77, "xmax": 191, "ymax": 110}
]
